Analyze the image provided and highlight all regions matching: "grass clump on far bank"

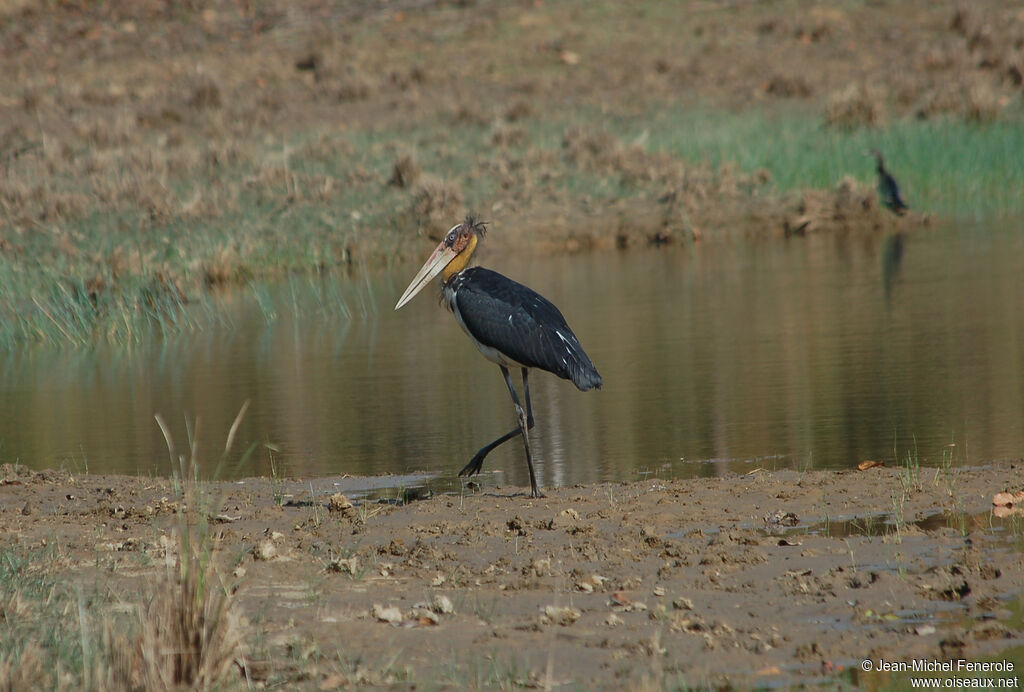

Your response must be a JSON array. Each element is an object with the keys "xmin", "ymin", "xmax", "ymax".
[
  {"xmin": 2, "ymin": 93, "xmax": 1021, "ymax": 347},
  {"xmin": 584, "ymin": 105, "xmax": 1024, "ymax": 219}
]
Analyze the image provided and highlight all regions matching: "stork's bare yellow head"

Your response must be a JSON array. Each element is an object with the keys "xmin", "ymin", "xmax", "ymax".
[{"xmin": 394, "ymin": 217, "xmax": 485, "ymax": 310}]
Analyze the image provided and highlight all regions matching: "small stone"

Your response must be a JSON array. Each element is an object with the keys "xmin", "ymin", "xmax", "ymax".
[
  {"xmin": 372, "ymin": 604, "xmax": 403, "ymax": 624},
  {"xmin": 542, "ymin": 605, "xmax": 581, "ymax": 626},
  {"xmin": 254, "ymin": 539, "xmax": 277, "ymax": 561},
  {"xmin": 672, "ymin": 597, "xmax": 695, "ymax": 610},
  {"xmin": 432, "ymin": 594, "xmax": 454, "ymax": 615}
]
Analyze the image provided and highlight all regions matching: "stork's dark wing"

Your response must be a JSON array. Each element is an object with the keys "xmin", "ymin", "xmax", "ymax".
[{"xmin": 452, "ymin": 268, "xmax": 602, "ymax": 391}]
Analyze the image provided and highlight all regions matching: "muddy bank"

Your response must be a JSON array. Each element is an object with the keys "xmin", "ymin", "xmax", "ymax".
[{"xmin": 2, "ymin": 460, "xmax": 1022, "ymax": 688}]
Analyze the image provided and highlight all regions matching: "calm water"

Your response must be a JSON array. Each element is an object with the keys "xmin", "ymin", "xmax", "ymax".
[{"xmin": 1, "ymin": 221, "xmax": 1022, "ymax": 489}]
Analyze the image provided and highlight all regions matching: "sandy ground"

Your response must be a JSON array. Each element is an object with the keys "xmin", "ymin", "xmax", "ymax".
[{"xmin": 2, "ymin": 460, "xmax": 1023, "ymax": 688}]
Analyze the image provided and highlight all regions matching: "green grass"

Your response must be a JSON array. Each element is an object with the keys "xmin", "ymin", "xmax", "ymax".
[{"xmin": 533, "ymin": 103, "xmax": 1024, "ymax": 218}]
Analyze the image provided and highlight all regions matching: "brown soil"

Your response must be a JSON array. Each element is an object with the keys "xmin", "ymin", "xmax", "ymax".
[{"xmin": 3, "ymin": 461, "xmax": 1023, "ymax": 688}]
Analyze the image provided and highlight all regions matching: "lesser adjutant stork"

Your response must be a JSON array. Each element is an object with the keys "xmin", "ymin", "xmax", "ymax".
[{"xmin": 395, "ymin": 216, "xmax": 602, "ymax": 498}]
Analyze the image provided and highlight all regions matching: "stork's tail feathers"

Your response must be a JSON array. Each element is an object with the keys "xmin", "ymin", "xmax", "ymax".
[{"xmin": 570, "ymin": 360, "xmax": 602, "ymax": 391}]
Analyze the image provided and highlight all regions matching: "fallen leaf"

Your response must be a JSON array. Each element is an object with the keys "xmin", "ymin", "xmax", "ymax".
[
  {"xmin": 858, "ymin": 460, "xmax": 885, "ymax": 470},
  {"xmin": 993, "ymin": 491, "xmax": 1024, "ymax": 507},
  {"xmin": 412, "ymin": 608, "xmax": 440, "ymax": 626},
  {"xmin": 610, "ymin": 591, "xmax": 632, "ymax": 607}
]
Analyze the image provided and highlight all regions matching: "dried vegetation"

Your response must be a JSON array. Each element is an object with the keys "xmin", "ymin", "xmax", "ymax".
[{"xmin": 0, "ymin": 1, "xmax": 1021, "ymax": 343}]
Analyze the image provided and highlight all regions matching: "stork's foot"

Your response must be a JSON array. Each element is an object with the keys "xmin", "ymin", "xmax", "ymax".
[
  {"xmin": 529, "ymin": 487, "xmax": 546, "ymax": 499},
  {"xmin": 458, "ymin": 452, "xmax": 487, "ymax": 477}
]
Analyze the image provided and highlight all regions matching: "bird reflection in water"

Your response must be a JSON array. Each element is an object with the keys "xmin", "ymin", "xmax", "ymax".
[{"xmin": 882, "ymin": 232, "xmax": 905, "ymax": 304}]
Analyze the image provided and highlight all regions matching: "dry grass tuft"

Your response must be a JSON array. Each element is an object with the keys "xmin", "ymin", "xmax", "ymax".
[
  {"xmin": 965, "ymin": 82, "xmax": 1002, "ymax": 123},
  {"xmin": 787, "ymin": 175, "xmax": 878, "ymax": 235},
  {"xmin": 133, "ymin": 406, "xmax": 253, "ymax": 690},
  {"xmin": 503, "ymin": 100, "xmax": 534, "ymax": 122},
  {"xmin": 0, "ymin": 642, "xmax": 51, "ymax": 690},
  {"xmin": 132, "ymin": 546, "xmax": 243, "ymax": 690},
  {"xmin": 825, "ymin": 83, "xmax": 886, "ymax": 129},
  {"xmin": 449, "ymin": 101, "xmax": 491, "ymax": 127},
  {"xmin": 331, "ymin": 71, "xmax": 375, "ymax": 102},
  {"xmin": 187, "ymin": 76, "xmax": 222, "ymax": 111},
  {"xmin": 411, "ymin": 179, "xmax": 465, "ymax": 239},
  {"xmin": 764, "ymin": 74, "xmax": 813, "ymax": 98},
  {"xmin": 388, "ymin": 153, "xmax": 422, "ymax": 188},
  {"xmin": 562, "ymin": 126, "xmax": 619, "ymax": 164},
  {"xmin": 491, "ymin": 124, "xmax": 527, "ymax": 147}
]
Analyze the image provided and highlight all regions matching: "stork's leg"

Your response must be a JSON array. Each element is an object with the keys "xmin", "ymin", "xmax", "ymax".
[
  {"xmin": 458, "ymin": 367, "xmax": 541, "ymax": 497},
  {"xmin": 515, "ymin": 368, "xmax": 542, "ymax": 498}
]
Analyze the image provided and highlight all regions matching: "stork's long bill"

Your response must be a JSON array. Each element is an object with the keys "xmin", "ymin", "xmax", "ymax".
[{"xmin": 394, "ymin": 222, "xmax": 478, "ymax": 310}]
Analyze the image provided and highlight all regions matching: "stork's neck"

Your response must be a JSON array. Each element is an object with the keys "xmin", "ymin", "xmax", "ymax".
[{"xmin": 442, "ymin": 233, "xmax": 477, "ymax": 283}]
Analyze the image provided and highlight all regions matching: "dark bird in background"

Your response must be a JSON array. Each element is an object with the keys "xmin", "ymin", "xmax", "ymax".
[
  {"xmin": 395, "ymin": 216, "xmax": 602, "ymax": 498},
  {"xmin": 865, "ymin": 149, "xmax": 909, "ymax": 215}
]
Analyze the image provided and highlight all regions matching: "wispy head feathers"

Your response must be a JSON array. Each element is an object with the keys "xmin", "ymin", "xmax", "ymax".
[{"xmin": 462, "ymin": 214, "xmax": 487, "ymax": 238}]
